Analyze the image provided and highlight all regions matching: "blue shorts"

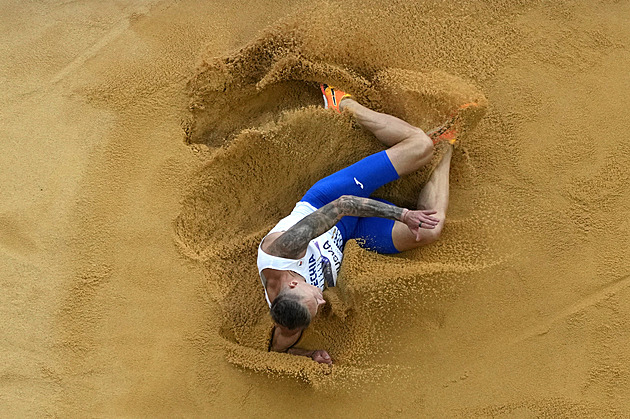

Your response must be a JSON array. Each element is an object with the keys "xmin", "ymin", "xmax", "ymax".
[{"xmin": 301, "ymin": 150, "xmax": 401, "ymax": 254}]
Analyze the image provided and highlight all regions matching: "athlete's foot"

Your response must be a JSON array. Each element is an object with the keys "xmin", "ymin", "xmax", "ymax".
[
  {"xmin": 320, "ymin": 84, "xmax": 352, "ymax": 114},
  {"xmin": 427, "ymin": 102, "xmax": 479, "ymax": 145}
]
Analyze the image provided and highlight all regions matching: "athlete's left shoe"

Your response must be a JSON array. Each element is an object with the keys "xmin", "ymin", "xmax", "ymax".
[
  {"xmin": 320, "ymin": 84, "xmax": 352, "ymax": 113},
  {"xmin": 427, "ymin": 102, "xmax": 479, "ymax": 145}
]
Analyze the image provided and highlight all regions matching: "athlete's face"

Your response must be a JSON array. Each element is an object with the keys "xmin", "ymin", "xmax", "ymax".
[{"xmin": 287, "ymin": 279, "xmax": 326, "ymax": 318}]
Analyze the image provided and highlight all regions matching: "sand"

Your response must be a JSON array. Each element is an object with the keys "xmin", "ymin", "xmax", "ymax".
[{"xmin": 2, "ymin": 0, "xmax": 629, "ymax": 416}]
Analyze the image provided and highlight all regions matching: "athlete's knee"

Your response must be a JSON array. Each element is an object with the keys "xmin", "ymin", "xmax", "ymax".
[
  {"xmin": 408, "ymin": 129, "xmax": 433, "ymax": 163},
  {"xmin": 423, "ymin": 220, "xmax": 444, "ymax": 244}
]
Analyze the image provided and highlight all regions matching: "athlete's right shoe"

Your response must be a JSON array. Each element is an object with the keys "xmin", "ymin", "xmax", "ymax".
[
  {"xmin": 427, "ymin": 102, "xmax": 479, "ymax": 145},
  {"xmin": 320, "ymin": 84, "xmax": 352, "ymax": 113}
]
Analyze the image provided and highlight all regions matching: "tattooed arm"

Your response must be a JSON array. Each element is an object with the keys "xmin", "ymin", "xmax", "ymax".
[{"xmin": 266, "ymin": 195, "xmax": 439, "ymax": 259}]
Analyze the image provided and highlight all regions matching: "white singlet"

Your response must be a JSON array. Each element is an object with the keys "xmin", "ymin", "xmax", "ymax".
[{"xmin": 257, "ymin": 202, "xmax": 344, "ymax": 307}]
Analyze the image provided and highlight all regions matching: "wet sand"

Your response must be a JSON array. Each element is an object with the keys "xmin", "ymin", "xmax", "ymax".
[{"xmin": 2, "ymin": 0, "xmax": 630, "ymax": 416}]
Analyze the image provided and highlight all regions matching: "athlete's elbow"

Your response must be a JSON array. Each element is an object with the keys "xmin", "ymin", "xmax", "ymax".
[{"xmin": 335, "ymin": 195, "xmax": 356, "ymax": 216}]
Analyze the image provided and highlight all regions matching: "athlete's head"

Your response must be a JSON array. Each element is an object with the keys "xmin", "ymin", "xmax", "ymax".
[{"xmin": 270, "ymin": 279, "xmax": 326, "ymax": 330}]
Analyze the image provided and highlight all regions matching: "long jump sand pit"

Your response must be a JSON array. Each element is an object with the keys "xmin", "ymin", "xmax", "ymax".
[{"xmin": 2, "ymin": 0, "xmax": 630, "ymax": 416}]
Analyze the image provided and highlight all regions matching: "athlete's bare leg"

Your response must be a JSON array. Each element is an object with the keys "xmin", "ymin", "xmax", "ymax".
[
  {"xmin": 340, "ymin": 98, "xmax": 433, "ymax": 176},
  {"xmin": 339, "ymin": 97, "xmax": 450, "ymax": 251},
  {"xmin": 392, "ymin": 145, "xmax": 452, "ymax": 251}
]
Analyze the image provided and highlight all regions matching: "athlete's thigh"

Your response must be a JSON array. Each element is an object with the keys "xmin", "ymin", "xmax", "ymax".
[
  {"xmin": 350, "ymin": 196, "xmax": 400, "ymax": 254},
  {"xmin": 301, "ymin": 150, "xmax": 399, "ymax": 208},
  {"xmin": 352, "ymin": 215, "xmax": 399, "ymax": 254},
  {"xmin": 353, "ymin": 204, "xmax": 440, "ymax": 253}
]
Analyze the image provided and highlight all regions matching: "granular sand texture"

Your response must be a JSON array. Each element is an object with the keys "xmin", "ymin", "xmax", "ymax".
[{"xmin": 2, "ymin": 0, "xmax": 630, "ymax": 416}]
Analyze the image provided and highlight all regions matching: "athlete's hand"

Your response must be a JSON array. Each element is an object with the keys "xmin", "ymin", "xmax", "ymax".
[
  {"xmin": 402, "ymin": 209, "xmax": 440, "ymax": 240},
  {"xmin": 310, "ymin": 350, "xmax": 333, "ymax": 365}
]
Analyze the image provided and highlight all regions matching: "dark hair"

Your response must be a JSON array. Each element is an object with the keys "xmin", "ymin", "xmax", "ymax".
[{"xmin": 270, "ymin": 290, "xmax": 311, "ymax": 330}]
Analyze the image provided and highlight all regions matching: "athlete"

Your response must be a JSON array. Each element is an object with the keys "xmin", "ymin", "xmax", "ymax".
[{"xmin": 258, "ymin": 84, "xmax": 475, "ymax": 364}]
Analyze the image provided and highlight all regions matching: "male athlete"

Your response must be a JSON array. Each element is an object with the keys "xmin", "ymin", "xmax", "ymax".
[{"xmin": 258, "ymin": 84, "xmax": 473, "ymax": 364}]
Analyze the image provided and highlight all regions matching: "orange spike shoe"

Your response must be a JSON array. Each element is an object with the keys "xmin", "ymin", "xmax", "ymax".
[
  {"xmin": 320, "ymin": 84, "xmax": 352, "ymax": 113},
  {"xmin": 427, "ymin": 102, "xmax": 480, "ymax": 145}
]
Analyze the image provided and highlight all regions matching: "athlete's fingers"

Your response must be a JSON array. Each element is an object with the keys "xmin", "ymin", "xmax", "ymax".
[
  {"xmin": 312, "ymin": 350, "xmax": 333, "ymax": 365},
  {"xmin": 408, "ymin": 215, "xmax": 437, "ymax": 229},
  {"xmin": 414, "ymin": 210, "xmax": 439, "ymax": 223},
  {"xmin": 409, "ymin": 226, "xmax": 419, "ymax": 240},
  {"xmin": 421, "ymin": 217, "xmax": 438, "ymax": 224},
  {"xmin": 316, "ymin": 354, "xmax": 332, "ymax": 365}
]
